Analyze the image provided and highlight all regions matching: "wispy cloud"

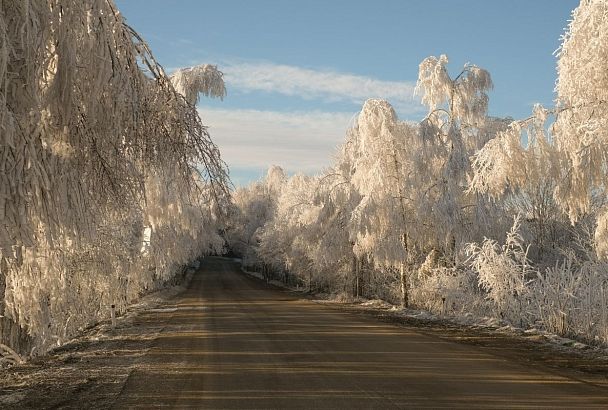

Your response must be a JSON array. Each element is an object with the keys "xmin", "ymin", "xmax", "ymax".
[
  {"xmin": 191, "ymin": 60, "xmax": 425, "ymax": 185},
  {"xmin": 222, "ymin": 62, "xmax": 423, "ymax": 115},
  {"xmin": 199, "ymin": 107, "xmax": 355, "ymax": 175}
]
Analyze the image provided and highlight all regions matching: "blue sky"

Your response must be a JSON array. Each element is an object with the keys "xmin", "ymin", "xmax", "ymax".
[{"xmin": 116, "ymin": 0, "xmax": 579, "ymax": 186}]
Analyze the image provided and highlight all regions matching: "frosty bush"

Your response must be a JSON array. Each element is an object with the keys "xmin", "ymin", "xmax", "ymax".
[
  {"xmin": 530, "ymin": 253, "xmax": 608, "ymax": 342},
  {"xmin": 466, "ymin": 217, "xmax": 532, "ymax": 323},
  {"xmin": 411, "ymin": 265, "xmax": 484, "ymax": 317}
]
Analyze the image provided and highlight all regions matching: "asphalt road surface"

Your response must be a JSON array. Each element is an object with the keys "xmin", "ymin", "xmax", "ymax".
[{"xmin": 112, "ymin": 257, "xmax": 608, "ymax": 408}]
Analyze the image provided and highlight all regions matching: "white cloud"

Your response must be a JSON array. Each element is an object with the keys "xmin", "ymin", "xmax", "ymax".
[
  {"xmin": 223, "ymin": 62, "xmax": 422, "ymax": 115},
  {"xmin": 199, "ymin": 107, "xmax": 356, "ymax": 175},
  {"xmin": 191, "ymin": 60, "xmax": 426, "ymax": 185}
]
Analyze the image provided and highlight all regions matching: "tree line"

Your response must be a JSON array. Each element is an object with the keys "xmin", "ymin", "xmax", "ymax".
[
  {"xmin": 227, "ymin": 0, "xmax": 608, "ymax": 345},
  {"xmin": 0, "ymin": 1, "xmax": 230, "ymax": 357}
]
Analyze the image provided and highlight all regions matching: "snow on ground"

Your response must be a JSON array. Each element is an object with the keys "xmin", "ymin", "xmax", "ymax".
[
  {"xmin": 357, "ymin": 298, "xmax": 606, "ymax": 354},
  {"xmin": 0, "ymin": 267, "xmax": 198, "ymax": 409},
  {"xmin": 238, "ymin": 260, "xmax": 608, "ymax": 362},
  {"xmin": 71, "ymin": 266, "xmax": 197, "ymax": 341}
]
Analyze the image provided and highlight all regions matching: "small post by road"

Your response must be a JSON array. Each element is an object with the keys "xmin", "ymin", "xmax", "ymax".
[
  {"xmin": 601, "ymin": 284, "xmax": 607, "ymax": 343},
  {"xmin": 111, "ymin": 304, "xmax": 116, "ymax": 329}
]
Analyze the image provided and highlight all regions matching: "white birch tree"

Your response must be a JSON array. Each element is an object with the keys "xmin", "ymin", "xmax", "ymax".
[
  {"xmin": 414, "ymin": 55, "xmax": 494, "ymax": 260},
  {"xmin": 343, "ymin": 99, "xmax": 418, "ymax": 306}
]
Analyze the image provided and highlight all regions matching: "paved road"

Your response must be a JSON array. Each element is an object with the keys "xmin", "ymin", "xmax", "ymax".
[{"xmin": 114, "ymin": 257, "xmax": 608, "ymax": 408}]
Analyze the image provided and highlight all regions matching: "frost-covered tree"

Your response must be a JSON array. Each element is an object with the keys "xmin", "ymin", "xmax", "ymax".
[
  {"xmin": 258, "ymin": 173, "xmax": 320, "ymax": 288},
  {"xmin": 343, "ymin": 99, "xmax": 417, "ymax": 306},
  {"xmin": 470, "ymin": 107, "xmax": 566, "ymax": 259},
  {"xmin": 227, "ymin": 166, "xmax": 286, "ymax": 269},
  {"xmin": 551, "ymin": 0, "xmax": 608, "ymax": 258},
  {"xmin": 0, "ymin": 0, "xmax": 230, "ymax": 354},
  {"xmin": 170, "ymin": 64, "xmax": 226, "ymax": 105},
  {"xmin": 553, "ymin": 0, "xmax": 608, "ymax": 220},
  {"xmin": 463, "ymin": 0, "xmax": 608, "ymax": 342},
  {"xmin": 471, "ymin": 0, "xmax": 608, "ymax": 259},
  {"xmin": 466, "ymin": 217, "xmax": 532, "ymax": 321},
  {"xmin": 312, "ymin": 163, "xmax": 363, "ymax": 297},
  {"xmin": 414, "ymin": 55, "xmax": 495, "ymax": 259}
]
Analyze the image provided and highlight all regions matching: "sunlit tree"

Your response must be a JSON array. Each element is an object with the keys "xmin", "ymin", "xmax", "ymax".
[{"xmin": 0, "ymin": 0, "xmax": 230, "ymax": 353}]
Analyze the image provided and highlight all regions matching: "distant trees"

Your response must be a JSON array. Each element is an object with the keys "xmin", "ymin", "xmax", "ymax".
[
  {"xmin": 230, "ymin": 56, "xmax": 499, "ymax": 304},
  {"xmin": 0, "ymin": 1, "xmax": 229, "ymax": 355},
  {"xmin": 227, "ymin": 166, "xmax": 286, "ymax": 269}
]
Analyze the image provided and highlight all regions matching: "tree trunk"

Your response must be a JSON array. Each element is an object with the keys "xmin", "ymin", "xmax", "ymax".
[
  {"xmin": 355, "ymin": 258, "xmax": 360, "ymax": 298},
  {"xmin": 389, "ymin": 141, "xmax": 410, "ymax": 308},
  {"xmin": 400, "ymin": 262, "xmax": 409, "ymax": 308},
  {"xmin": 308, "ymin": 270, "xmax": 312, "ymax": 293}
]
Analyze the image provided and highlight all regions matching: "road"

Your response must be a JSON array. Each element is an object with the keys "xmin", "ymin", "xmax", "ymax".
[{"xmin": 107, "ymin": 257, "xmax": 608, "ymax": 408}]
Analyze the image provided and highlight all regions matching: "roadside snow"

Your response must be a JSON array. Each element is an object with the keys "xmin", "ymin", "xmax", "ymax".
[
  {"xmin": 235, "ymin": 259, "xmax": 602, "ymax": 354},
  {"xmin": 365, "ymin": 300, "xmax": 602, "ymax": 354},
  {"xmin": 0, "ymin": 266, "xmax": 198, "ymax": 408},
  {"xmin": 360, "ymin": 299, "xmax": 393, "ymax": 309}
]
